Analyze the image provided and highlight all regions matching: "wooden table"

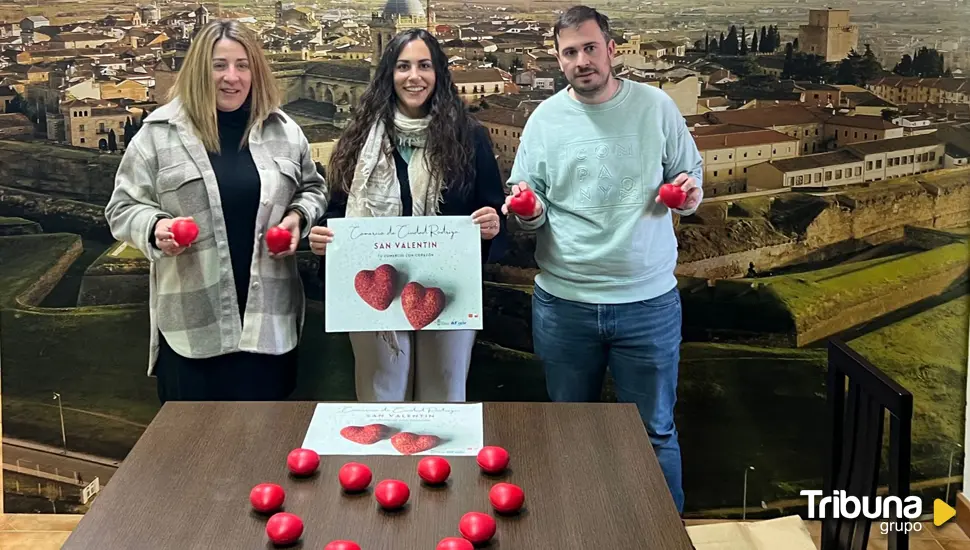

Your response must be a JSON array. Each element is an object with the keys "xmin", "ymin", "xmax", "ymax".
[{"xmin": 63, "ymin": 402, "xmax": 693, "ymax": 549}]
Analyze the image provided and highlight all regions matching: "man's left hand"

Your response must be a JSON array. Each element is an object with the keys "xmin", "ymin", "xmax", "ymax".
[{"xmin": 656, "ymin": 173, "xmax": 702, "ymax": 211}]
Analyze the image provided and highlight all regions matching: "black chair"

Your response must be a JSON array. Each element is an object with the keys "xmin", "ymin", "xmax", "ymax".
[{"xmin": 821, "ymin": 338, "xmax": 913, "ymax": 550}]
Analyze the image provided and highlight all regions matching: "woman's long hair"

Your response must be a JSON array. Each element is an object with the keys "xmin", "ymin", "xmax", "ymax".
[
  {"xmin": 170, "ymin": 19, "xmax": 280, "ymax": 153},
  {"xmin": 327, "ymin": 28, "xmax": 478, "ymax": 199}
]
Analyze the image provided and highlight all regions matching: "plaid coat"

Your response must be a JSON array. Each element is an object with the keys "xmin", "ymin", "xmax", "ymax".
[{"xmin": 104, "ymin": 98, "xmax": 329, "ymax": 375}]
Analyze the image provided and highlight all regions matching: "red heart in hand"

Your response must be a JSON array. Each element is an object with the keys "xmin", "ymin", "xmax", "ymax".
[
  {"xmin": 266, "ymin": 226, "xmax": 292, "ymax": 254},
  {"xmin": 354, "ymin": 264, "xmax": 398, "ymax": 311},
  {"xmin": 401, "ymin": 282, "xmax": 445, "ymax": 330},
  {"xmin": 508, "ymin": 188, "xmax": 537, "ymax": 217},
  {"xmin": 391, "ymin": 432, "xmax": 441, "ymax": 455},
  {"xmin": 340, "ymin": 423, "xmax": 390, "ymax": 445},
  {"xmin": 170, "ymin": 219, "xmax": 198, "ymax": 246},
  {"xmin": 659, "ymin": 183, "xmax": 687, "ymax": 209}
]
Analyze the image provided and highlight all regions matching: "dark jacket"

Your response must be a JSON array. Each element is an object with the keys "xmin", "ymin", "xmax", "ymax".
[{"xmin": 316, "ymin": 123, "xmax": 508, "ymax": 284}]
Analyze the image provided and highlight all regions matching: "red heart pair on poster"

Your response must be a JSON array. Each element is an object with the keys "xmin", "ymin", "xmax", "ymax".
[
  {"xmin": 339, "ymin": 423, "xmax": 441, "ymax": 455},
  {"xmin": 354, "ymin": 264, "xmax": 445, "ymax": 330}
]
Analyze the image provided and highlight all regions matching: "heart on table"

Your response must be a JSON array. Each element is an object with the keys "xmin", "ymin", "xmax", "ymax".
[
  {"xmin": 340, "ymin": 424, "xmax": 391, "ymax": 445},
  {"xmin": 391, "ymin": 432, "xmax": 441, "ymax": 455},
  {"xmin": 354, "ymin": 264, "xmax": 398, "ymax": 311},
  {"xmin": 401, "ymin": 282, "xmax": 446, "ymax": 330}
]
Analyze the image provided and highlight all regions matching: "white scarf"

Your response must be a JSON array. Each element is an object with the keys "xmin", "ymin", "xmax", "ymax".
[
  {"xmin": 346, "ymin": 109, "xmax": 445, "ymax": 355},
  {"xmin": 346, "ymin": 109, "xmax": 443, "ymax": 218}
]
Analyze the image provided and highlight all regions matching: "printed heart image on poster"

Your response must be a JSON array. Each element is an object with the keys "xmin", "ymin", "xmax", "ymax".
[
  {"xmin": 324, "ymin": 216, "xmax": 484, "ymax": 332},
  {"xmin": 302, "ymin": 403, "xmax": 485, "ymax": 456}
]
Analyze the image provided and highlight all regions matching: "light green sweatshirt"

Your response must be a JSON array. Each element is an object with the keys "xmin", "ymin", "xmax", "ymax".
[{"xmin": 508, "ymin": 79, "xmax": 704, "ymax": 304}]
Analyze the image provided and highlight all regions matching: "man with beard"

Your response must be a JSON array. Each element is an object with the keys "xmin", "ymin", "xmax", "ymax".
[{"xmin": 501, "ymin": 5, "xmax": 703, "ymax": 514}]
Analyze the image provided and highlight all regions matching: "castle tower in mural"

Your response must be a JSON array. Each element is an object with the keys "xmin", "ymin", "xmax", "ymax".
[{"xmin": 797, "ymin": 8, "xmax": 859, "ymax": 63}]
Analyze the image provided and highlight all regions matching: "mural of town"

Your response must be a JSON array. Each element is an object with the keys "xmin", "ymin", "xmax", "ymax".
[{"xmin": 0, "ymin": 0, "xmax": 967, "ymax": 526}]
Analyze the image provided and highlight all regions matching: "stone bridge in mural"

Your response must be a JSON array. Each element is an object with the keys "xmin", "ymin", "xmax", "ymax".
[{"xmin": 273, "ymin": 61, "xmax": 371, "ymax": 109}]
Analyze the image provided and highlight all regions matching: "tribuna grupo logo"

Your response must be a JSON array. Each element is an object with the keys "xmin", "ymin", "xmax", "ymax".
[{"xmin": 801, "ymin": 490, "xmax": 924, "ymax": 534}]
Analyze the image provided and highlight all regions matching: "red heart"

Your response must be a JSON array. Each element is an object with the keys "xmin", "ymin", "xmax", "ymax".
[
  {"xmin": 339, "ymin": 424, "xmax": 390, "ymax": 445},
  {"xmin": 390, "ymin": 432, "xmax": 441, "ymax": 455},
  {"xmin": 354, "ymin": 264, "xmax": 398, "ymax": 310},
  {"xmin": 401, "ymin": 282, "xmax": 445, "ymax": 330},
  {"xmin": 249, "ymin": 483, "xmax": 285, "ymax": 514},
  {"xmin": 658, "ymin": 183, "xmax": 687, "ymax": 209},
  {"xmin": 170, "ymin": 219, "xmax": 198, "ymax": 247},
  {"xmin": 266, "ymin": 512, "xmax": 303, "ymax": 546},
  {"xmin": 489, "ymin": 482, "xmax": 525, "ymax": 514},
  {"xmin": 507, "ymin": 188, "xmax": 537, "ymax": 217},
  {"xmin": 266, "ymin": 226, "xmax": 292, "ymax": 254},
  {"xmin": 459, "ymin": 512, "xmax": 496, "ymax": 545}
]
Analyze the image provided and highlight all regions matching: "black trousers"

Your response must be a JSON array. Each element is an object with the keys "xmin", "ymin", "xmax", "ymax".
[{"xmin": 155, "ymin": 334, "xmax": 299, "ymax": 404}]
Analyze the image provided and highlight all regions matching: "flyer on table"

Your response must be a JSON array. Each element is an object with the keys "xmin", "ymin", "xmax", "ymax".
[
  {"xmin": 301, "ymin": 403, "xmax": 485, "ymax": 456},
  {"xmin": 324, "ymin": 215, "xmax": 484, "ymax": 333}
]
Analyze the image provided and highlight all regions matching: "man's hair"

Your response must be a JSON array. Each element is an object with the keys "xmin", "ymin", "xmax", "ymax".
[{"xmin": 553, "ymin": 5, "xmax": 612, "ymax": 51}]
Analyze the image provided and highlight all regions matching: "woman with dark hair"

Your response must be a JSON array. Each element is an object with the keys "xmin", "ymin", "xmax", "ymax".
[{"xmin": 308, "ymin": 28, "xmax": 507, "ymax": 403}]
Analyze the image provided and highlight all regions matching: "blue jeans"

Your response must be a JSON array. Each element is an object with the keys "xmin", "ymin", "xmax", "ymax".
[{"xmin": 531, "ymin": 284, "xmax": 685, "ymax": 513}]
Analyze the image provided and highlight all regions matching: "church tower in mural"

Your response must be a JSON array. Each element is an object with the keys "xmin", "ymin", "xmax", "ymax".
[{"xmin": 369, "ymin": 0, "xmax": 435, "ymax": 78}]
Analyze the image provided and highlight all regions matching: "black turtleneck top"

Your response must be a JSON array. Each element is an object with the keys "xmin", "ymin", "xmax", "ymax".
[{"xmin": 210, "ymin": 107, "xmax": 261, "ymax": 319}]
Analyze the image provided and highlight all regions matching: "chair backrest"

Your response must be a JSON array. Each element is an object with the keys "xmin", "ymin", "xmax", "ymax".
[{"xmin": 822, "ymin": 338, "xmax": 914, "ymax": 550}]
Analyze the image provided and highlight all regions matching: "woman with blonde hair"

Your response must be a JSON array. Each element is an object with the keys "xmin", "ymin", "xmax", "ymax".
[{"xmin": 105, "ymin": 19, "xmax": 328, "ymax": 403}]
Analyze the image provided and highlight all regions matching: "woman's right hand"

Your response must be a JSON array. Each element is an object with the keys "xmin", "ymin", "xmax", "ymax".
[
  {"xmin": 308, "ymin": 225, "xmax": 334, "ymax": 255},
  {"xmin": 153, "ymin": 217, "xmax": 192, "ymax": 257}
]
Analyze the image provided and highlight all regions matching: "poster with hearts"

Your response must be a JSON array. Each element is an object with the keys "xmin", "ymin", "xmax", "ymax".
[
  {"xmin": 323, "ymin": 216, "xmax": 484, "ymax": 332},
  {"xmin": 301, "ymin": 403, "xmax": 485, "ymax": 456}
]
